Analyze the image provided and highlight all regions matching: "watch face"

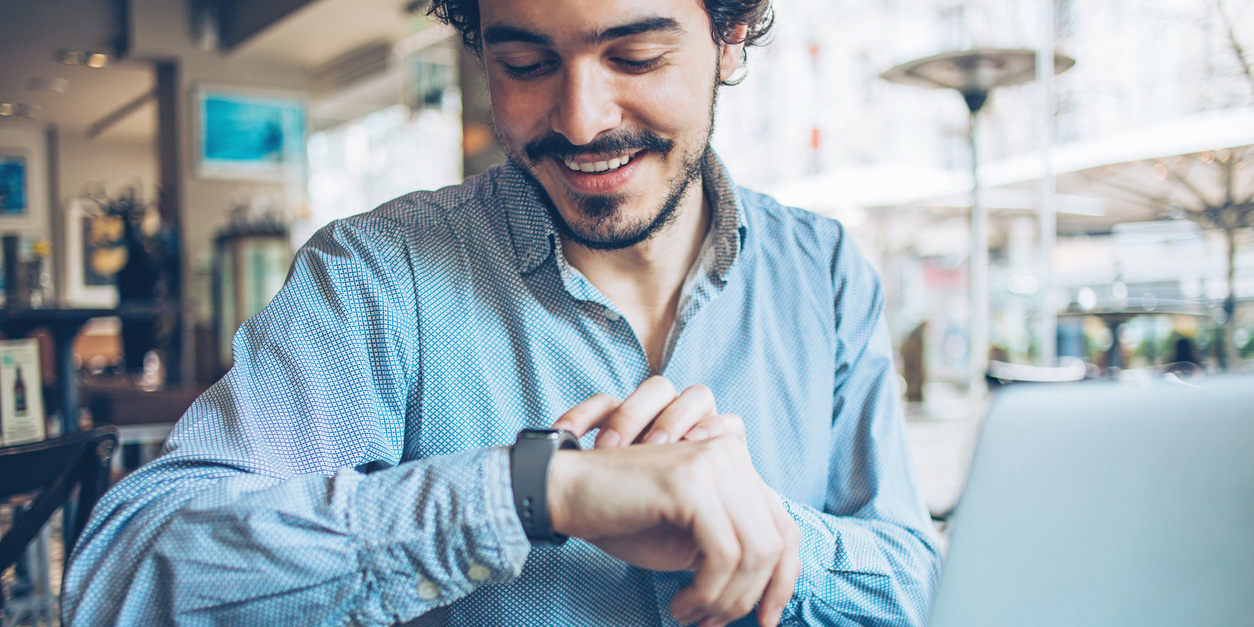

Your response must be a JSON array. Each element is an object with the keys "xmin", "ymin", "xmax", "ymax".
[
  {"xmin": 518, "ymin": 429, "xmax": 580, "ymax": 450},
  {"xmin": 519, "ymin": 429, "xmax": 562, "ymax": 440}
]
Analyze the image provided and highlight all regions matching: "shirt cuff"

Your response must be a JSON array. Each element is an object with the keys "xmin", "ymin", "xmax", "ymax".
[
  {"xmin": 349, "ymin": 446, "xmax": 531, "ymax": 624},
  {"xmin": 481, "ymin": 446, "xmax": 531, "ymax": 571}
]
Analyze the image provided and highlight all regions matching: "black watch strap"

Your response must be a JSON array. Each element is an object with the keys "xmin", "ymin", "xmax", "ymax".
[{"xmin": 510, "ymin": 429, "xmax": 580, "ymax": 545}]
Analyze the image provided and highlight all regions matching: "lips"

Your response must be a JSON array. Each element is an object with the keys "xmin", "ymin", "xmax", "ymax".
[
  {"xmin": 554, "ymin": 151, "xmax": 645, "ymax": 193},
  {"xmin": 561, "ymin": 149, "xmax": 643, "ymax": 174}
]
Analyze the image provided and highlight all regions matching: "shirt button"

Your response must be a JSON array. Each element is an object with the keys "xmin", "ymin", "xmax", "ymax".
[
  {"xmin": 417, "ymin": 579, "xmax": 440, "ymax": 601},
  {"xmin": 603, "ymin": 308, "xmax": 621, "ymax": 322},
  {"xmin": 467, "ymin": 564, "xmax": 491, "ymax": 582}
]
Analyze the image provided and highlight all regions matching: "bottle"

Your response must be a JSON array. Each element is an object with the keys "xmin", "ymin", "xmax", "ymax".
[{"xmin": 14, "ymin": 366, "xmax": 26, "ymax": 416}]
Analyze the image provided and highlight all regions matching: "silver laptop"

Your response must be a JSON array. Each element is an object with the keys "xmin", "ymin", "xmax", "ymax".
[{"xmin": 929, "ymin": 375, "xmax": 1254, "ymax": 627}]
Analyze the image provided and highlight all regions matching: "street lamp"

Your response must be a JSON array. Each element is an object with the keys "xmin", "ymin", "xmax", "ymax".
[{"xmin": 882, "ymin": 48, "xmax": 1075, "ymax": 397}]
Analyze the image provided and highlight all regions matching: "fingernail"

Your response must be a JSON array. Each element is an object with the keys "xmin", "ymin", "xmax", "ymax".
[
  {"xmin": 643, "ymin": 431, "xmax": 670, "ymax": 445},
  {"xmin": 595, "ymin": 429, "xmax": 621, "ymax": 448},
  {"xmin": 686, "ymin": 428, "xmax": 710, "ymax": 441},
  {"xmin": 552, "ymin": 420, "xmax": 572, "ymax": 432}
]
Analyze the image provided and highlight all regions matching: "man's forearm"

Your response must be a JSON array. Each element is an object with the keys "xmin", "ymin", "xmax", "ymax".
[{"xmin": 63, "ymin": 447, "xmax": 529, "ymax": 627}]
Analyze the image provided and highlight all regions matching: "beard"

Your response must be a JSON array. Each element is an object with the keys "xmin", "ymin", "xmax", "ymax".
[{"xmin": 500, "ymin": 62, "xmax": 721, "ymax": 251}]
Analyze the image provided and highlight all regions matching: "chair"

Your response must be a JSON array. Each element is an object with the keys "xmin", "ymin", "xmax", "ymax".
[{"xmin": 0, "ymin": 426, "xmax": 118, "ymax": 625}]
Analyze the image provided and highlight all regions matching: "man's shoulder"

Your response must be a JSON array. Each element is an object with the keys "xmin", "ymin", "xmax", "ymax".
[
  {"xmin": 314, "ymin": 168, "xmax": 513, "ymax": 258},
  {"xmin": 737, "ymin": 186, "xmax": 848, "ymax": 255},
  {"xmin": 736, "ymin": 185, "xmax": 879, "ymax": 287},
  {"xmin": 351, "ymin": 169, "xmax": 498, "ymax": 234}
]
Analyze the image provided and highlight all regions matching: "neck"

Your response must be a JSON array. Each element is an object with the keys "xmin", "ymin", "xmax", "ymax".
[{"xmin": 562, "ymin": 179, "xmax": 711, "ymax": 372}]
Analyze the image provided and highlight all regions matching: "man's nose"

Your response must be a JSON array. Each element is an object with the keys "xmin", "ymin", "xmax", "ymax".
[{"xmin": 550, "ymin": 62, "xmax": 621, "ymax": 146}]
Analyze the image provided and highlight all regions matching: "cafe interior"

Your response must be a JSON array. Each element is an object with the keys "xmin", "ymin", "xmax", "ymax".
[{"xmin": 1, "ymin": 0, "xmax": 1253, "ymax": 624}]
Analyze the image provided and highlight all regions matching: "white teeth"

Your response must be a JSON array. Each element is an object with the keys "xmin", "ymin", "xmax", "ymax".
[{"xmin": 563, "ymin": 152, "xmax": 635, "ymax": 173}]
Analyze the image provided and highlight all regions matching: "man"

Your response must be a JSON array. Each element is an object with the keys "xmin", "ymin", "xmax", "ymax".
[{"xmin": 64, "ymin": 0, "xmax": 940, "ymax": 624}]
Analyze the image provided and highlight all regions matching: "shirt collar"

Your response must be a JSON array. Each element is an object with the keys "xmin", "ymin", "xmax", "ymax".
[{"xmin": 499, "ymin": 148, "xmax": 749, "ymax": 279}]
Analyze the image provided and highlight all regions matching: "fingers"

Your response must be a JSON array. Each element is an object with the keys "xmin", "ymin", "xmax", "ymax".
[
  {"xmin": 681, "ymin": 413, "xmax": 745, "ymax": 443},
  {"xmin": 592, "ymin": 376, "xmax": 677, "ymax": 448},
  {"xmin": 669, "ymin": 479, "xmax": 741, "ymax": 625},
  {"xmin": 551, "ymin": 379, "xmax": 725, "ymax": 449},
  {"xmin": 551, "ymin": 393, "xmax": 620, "ymax": 437},
  {"xmin": 699, "ymin": 501, "xmax": 780, "ymax": 625},
  {"xmin": 755, "ymin": 491, "xmax": 801, "ymax": 627},
  {"xmin": 639, "ymin": 385, "xmax": 717, "ymax": 445},
  {"xmin": 671, "ymin": 438, "xmax": 789, "ymax": 627}
]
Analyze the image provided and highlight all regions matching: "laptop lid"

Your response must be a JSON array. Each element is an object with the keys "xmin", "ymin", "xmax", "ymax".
[{"xmin": 928, "ymin": 375, "xmax": 1254, "ymax": 627}]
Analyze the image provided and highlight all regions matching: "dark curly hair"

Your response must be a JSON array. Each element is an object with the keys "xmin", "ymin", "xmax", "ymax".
[{"xmin": 425, "ymin": 0, "xmax": 774, "ymax": 85}]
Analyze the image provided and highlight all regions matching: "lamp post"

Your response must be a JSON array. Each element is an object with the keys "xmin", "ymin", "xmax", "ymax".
[{"xmin": 882, "ymin": 48, "xmax": 1074, "ymax": 398}]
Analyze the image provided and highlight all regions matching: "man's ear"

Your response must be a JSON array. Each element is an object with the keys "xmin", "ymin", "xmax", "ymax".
[{"xmin": 718, "ymin": 23, "xmax": 749, "ymax": 83}]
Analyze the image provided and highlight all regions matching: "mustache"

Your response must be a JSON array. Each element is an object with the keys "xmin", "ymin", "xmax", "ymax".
[{"xmin": 524, "ymin": 129, "xmax": 675, "ymax": 163}]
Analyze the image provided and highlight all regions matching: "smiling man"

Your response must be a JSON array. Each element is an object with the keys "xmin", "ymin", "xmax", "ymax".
[{"xmin": 62, "ymin": 0, "xmax": 940, "ymax": 626}]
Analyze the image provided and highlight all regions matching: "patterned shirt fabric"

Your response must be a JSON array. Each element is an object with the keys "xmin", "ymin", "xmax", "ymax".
[{"xmin": 63, "ymin": 149, "xmax": 940, "ymax": 627}]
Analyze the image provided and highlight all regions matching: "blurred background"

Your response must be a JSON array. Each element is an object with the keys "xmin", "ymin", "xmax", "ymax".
[
  {"xmin": 0, "ymin": 0, "xmax": 1248, "ymax": 476},
  {"xmin": 0, "ymin": 0, "xmax": 1252, "ymax": 620},
  {"xmin": 0, "ymin": 0, "xmax": 1250, "ymax": 483}
]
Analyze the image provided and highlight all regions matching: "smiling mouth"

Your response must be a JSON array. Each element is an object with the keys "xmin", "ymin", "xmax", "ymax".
[{"xmin": 560, "ymin": 149, "xmax": 643, "ymax": 174}]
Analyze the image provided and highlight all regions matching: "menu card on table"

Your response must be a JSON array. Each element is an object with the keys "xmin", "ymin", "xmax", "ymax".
[{"xmin": 0, "ymin": 338, "xmax": 46, "ymax": 446}]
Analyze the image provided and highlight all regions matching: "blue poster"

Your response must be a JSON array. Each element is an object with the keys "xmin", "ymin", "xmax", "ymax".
[
  {"xmin": 0, "ymin": 156, "xmax": 26, "ymax": 215},
  {"xmin": 200, "ymin": 92, "xmax": 304, "ymax": 178}
]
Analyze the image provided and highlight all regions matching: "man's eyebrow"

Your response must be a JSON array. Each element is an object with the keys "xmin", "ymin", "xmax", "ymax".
[
  {"xmin": 482, "ymin": 25, "xmax": 552, "ymax": 47},
  {"xmin": 590, "ymin": 17, "xmax": 684, "ymax": 44},
  {"xmin": 481, "ymin": 17, "xmax": 683, "ymax": 48}
]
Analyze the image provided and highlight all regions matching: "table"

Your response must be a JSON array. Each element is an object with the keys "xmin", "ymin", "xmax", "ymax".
[
  {"xmin": 0, "ymin": 302, "xmax": 180, "ymax": 437},
  {"xmin": 84, "ymin": 381, "xmax": 206, "ymax": 469}
]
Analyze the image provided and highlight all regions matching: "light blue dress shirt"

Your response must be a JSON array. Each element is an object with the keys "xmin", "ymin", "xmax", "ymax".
[{"xmin": 63, "ymin": 150, "xmax": 940, "ymax": 626}]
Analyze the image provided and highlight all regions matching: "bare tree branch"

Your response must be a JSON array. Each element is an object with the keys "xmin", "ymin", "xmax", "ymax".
[
  {"xmin": 1214, "ymin": 0, "xmax": 1254, "ymax": 99},
  {"xmin": 1079, "ymin": 171, "xmax": 1197, "ymax": 215},
  {"xmin": 1166, "ymin": 163, "xmax": 1220, "ymax": 208}
]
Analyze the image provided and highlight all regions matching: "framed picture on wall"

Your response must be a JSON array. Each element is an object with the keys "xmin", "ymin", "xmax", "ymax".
[
  {"xmin": 0, "ymin": 127, "xmax": 51, "ymax": 240},
  {"xmin": 0, "ymin": 151, "xmax": 28, "ymax": 217},
  {"xmin": 62, "ymin": 198, "xmax": 120, "ymax": 308},
  {"xmin": 193, "ymin": 85, "xmax": 306, "ymax": 181}
]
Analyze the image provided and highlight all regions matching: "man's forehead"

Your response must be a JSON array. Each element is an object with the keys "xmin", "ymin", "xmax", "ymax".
[{"xmin": 478, "ymin": 0, "xmax": 706, "ymax": 45}]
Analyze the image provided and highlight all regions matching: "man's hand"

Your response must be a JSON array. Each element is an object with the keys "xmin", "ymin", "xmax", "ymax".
[
  {"xmin": 551, "ymin": 376, "xmax": 736, "ymax": 446},
  {"xmin": 543, "ymin": 379, "xmax": 801, "ymax": 627},
  {"xmin": 547, "ymin": 436, "xmax": 800, "ymax": 627}
]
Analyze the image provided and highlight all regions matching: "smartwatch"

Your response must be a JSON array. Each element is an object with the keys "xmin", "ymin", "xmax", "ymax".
[{"xmin": 510, "ymin": 429, "xmax": 580, "ymax": 546}]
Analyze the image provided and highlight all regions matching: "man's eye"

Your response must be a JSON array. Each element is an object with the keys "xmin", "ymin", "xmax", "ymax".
[
  {"xmin": 615, "ymin": 55, "xmax": 666, "ymax": 73},
  {"xmin": 500, "ymin": 60, "xmax": 554, "ymax": 79}
]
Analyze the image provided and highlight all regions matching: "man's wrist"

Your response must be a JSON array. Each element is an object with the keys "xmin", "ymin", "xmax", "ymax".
[
  {"xmin": 511, "ymin": 429, "xmax": 579, "ymax": 544},
  {"xmin": 547, "ymin": 450, "xmax": 576, "ymax": 537}
]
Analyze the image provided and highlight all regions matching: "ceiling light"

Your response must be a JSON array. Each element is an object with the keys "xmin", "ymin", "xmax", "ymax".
[
  {"xmin": 57, "ymin": 50, "xmax": 85, "ymax": 65},
  {"xmin": 13, "ymin": 104, "xmax": 41, "ymax": 118},
  {"xmin": 55, "ymin": 50, "xmax": 110, "ymax": 68},
  {"xmin": 28, "ymin": 77, "xmax": 70, "ymax": 94},
  {"xmin": 0, "ymin": 103, "xmax": 40, "ymax": 119}
]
